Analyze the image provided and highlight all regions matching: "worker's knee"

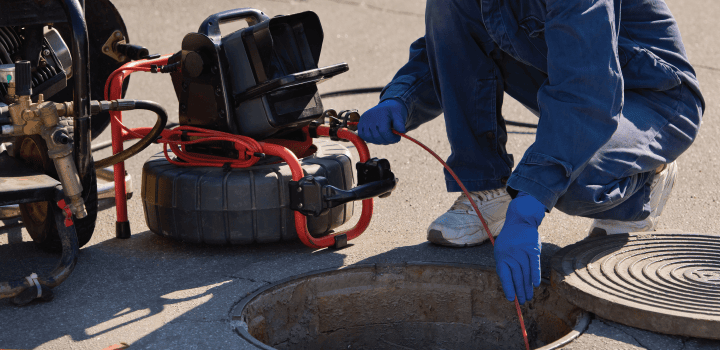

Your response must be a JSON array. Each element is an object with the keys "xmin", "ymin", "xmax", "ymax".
[
  {"xmin": 425, "ymin": 0, "xmax": 481, "ymax": 33},
  {"xmin": 554, "ymin": 172, "xmax": 653, "ymax": 221}
]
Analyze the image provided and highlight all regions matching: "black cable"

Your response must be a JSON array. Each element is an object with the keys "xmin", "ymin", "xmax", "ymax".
[
  {"xmin": 91, "ymin": 122, "xmax": 179, "ymax": 152},
  {"xmin": 94, "ymin": 100, "xmax": 168, "ymax": 169},
  {"xmin": 319, "ymin": 87, "xmax": 383, "ymax": 99},
  {"xmin": 320, "ymin": 86, "xmax": 538, "ymax": 129},
  {"xmin": 505, "ymin": 120, "xmax": 538, "ymax": 129}
]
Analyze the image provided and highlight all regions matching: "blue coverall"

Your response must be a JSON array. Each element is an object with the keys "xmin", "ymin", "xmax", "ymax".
[{"xmin": 380, "ymin": 0, "xmax": 705, "ymax": 220}]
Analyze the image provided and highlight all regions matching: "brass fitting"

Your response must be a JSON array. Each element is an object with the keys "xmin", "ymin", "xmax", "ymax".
[{"xmin": 4, "ymin": 92, "xmax": 87, "ymax": 219}]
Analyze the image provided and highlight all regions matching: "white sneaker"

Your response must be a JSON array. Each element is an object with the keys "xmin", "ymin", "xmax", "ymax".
[
  {"xmin": 427, "ymin": 188, "xmax": 511, "ymax": 247},
  {"xmin": 587, "ymin": 161, "xmax": 678, "ymax": 237}
]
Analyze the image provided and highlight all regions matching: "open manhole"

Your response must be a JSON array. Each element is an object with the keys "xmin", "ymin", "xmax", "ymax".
[
  {"xmin": 233, "ymin": 263, "xmax": 590, "ymax": 349},
  {"xmin": 552, "ymin": 233, "xmax": 720, "ymax": 340}
]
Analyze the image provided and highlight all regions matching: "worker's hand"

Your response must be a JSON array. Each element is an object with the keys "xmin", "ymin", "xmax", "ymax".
[
  {"xmin": 357, "ymin": 99, "xmax": 408, "ymax": 145},
  {"xmin": 493, "ymin": 191, "xmax": 545, "ymax": 305}
]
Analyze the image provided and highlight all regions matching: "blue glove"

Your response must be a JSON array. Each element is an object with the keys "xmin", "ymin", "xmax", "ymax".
[
  {"xmin": 357, "ymin": 99, "xmax": 408, "ymax": 145},
  {"xmin": 494, "ymin": 191, "xmax": 546, "ymax": 305}
]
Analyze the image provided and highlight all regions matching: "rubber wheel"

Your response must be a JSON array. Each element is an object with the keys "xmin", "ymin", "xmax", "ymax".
[
  {"xmin": 142, "ymin": 139, "xmax": 355, "ymax": 244},
  {"xmin": 14, "ymin": 135, "xmax": 98, "ymax": 252}
]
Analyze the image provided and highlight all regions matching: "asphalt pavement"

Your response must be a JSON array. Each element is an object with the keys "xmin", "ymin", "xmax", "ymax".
[{"xmin": 1, "ymin": 0, "xmax": 719, "ymax": 349}]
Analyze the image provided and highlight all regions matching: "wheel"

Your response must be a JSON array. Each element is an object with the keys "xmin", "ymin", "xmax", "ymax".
[
  {"xmin": 14, "ymin": 135, "xmax": 98, "ymax": 252},
  {"xmin": 142, "ymin": 139, "xmax": 355, "ymax": 244}
]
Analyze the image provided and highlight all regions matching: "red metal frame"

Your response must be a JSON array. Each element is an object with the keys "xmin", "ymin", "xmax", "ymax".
[{"xmin": 105, "ymin": 58, "xmax": 374, "ymax": 249}]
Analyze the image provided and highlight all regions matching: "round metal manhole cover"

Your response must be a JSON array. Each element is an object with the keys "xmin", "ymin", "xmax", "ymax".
[
  {"xmin": 551, "ymin": 233, "xmax": 720, "ymax": 339},
  {"xmin": 233, "ymin": 263, "xmax": 590, "ymax": 350}
]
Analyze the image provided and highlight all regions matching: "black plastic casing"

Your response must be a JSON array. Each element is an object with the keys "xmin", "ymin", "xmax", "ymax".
[{"xmin": 171, "ymin": 9, "xmax": 348, "ymax": 145}]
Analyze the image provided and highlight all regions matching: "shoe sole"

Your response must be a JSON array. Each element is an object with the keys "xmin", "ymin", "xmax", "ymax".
[{"xmin": 427, "ymin": 229, "xmax": 485, "ymax": 247}]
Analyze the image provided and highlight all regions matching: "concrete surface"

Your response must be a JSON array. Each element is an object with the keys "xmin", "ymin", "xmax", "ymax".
[{"xmin": 0, "ymin": 0, "xmax": 718, "ymax": 349}]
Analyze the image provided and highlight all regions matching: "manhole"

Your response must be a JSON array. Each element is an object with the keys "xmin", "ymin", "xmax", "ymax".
[
  {"xmin": 552, "ymin": 233, "xmax": 720, "ymax": 339},
  {"xmin": 233, "ymin": 263, "xmax": 590, "ymax": 349}
]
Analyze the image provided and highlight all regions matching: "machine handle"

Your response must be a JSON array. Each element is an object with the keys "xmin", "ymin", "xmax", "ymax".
[
  {"xmin": 198, "ymin": 8, "xmax": 270, "ymax": 39},
  {"xmin": 289, "ymin": 158, "xmax": 398, "ymax": 217}
]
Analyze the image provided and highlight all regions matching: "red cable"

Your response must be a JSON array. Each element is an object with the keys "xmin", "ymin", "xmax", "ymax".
[{"xmin": 392, "ymin": 130, "xmax": 531, "ymax": 350}]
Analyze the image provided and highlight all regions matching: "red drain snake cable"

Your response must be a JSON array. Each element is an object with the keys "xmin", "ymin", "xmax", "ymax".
[
  {"xmin": 390, "ymin": 129, "xmax": 531, "ymax": 350},
  {"xmin": 104, "ymin": 58, "xmax": 530, "ymax": 349}
]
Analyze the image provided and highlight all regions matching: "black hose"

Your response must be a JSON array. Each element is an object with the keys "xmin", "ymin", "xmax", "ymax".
[
  {"xmin": 505, "ymin": 120, "xmax": 538, "ymax": 129},
  {"xmin": 94, "ymin": 100, "xmax": 168, "ymax": 169},
  {"xmin": 320, "ymin": 87, "xmax": 383, "ymax": 99},
  {"xmin": 320, "ymin": 86, "xmax": 538, "ymax": 129},
  {"xmin": 91, "ymin": 122, "xmax": 179, "ymax": 152}
]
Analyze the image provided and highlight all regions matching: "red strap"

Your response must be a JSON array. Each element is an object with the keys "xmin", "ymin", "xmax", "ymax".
[{"xmin": 56, "ymin": 199, "xmax": 74, "ymax": 227}]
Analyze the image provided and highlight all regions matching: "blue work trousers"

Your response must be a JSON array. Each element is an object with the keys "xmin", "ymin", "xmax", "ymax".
[{"xmin": 384, "ymin": 0, "xmax": 704, "ymax": 221}]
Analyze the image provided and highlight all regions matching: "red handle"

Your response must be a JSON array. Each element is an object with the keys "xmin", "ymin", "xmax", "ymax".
[{"xmin": 261, "ymin": 125, "xmax": 374, "ymax": 249}]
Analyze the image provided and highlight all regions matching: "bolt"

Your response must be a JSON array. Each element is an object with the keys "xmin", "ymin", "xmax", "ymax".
[
  {"xmin": 298, "ymin": 203, "xmax": 303, "ymax": 209},
  {"xmin": 182, "ymin": 82, "xmax": 189, "ymax": 91},
  {"xmin": 114, "ymin": 31, "xmax": 122, "ymax": 39},
  {"xmin": 215, "ymin": 87, "xmax": 222, "ymax": 96},
  {"xmin": 211, "ymin": 66, "xmax": 218, "ymax": 74},
  {"xmin": 118, "ymin": 55, "xmax": 126, "ymax": 62},
  {"xmin": 297, "ymin": 187, "xmax": 303, "ymax": 193},
  {"xmin": 42, "ymin": 49, "xmax": 51, "ymax": 56},
  {"xmin": 103, "ymin": 46, "xmax": 110, "ymax": 52}
]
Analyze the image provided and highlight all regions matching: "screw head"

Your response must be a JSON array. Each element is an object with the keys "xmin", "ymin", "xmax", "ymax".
[
  {"xmin": 297, "ymin": 187, "xmax": 303, "ymax": 192},
  {"xmin": 103, "ymin": 46, "xmax": 110, "ymax": 52},
  {"xmin": 298, "ymin": 203, "xmax": 303, "ymax": 209},
  {"xmin": 118, "ymin": 55, "xmax": 126, "ymax": 62},
  {"xmin": 114, "ymin": 31, "xmax": 122, "ymax": 38},
  {"xmin": 42, "ymin": 49, "xmax": 51, "ymax": 56}
]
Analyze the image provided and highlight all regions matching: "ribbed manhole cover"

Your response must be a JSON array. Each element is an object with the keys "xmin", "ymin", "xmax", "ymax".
[{"xmin": 551, "ymin": 233, "xmax": 720, "ymax": 339}]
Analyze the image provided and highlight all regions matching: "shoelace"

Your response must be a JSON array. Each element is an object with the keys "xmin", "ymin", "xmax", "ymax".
[{"xmin": 450, "ymin": 189, "xmax": 506, "ymax": 212}]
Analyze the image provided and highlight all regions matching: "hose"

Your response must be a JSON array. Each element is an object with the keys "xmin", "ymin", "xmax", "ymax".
[
  {"xmin": 91, "ymin": 122, "xmax": 179, "ymax": 152},
  {"xmin": 320, "ymin": 87, "xmax": 538, "ymax": 129},
  {"xmin": 93, "ymin": 100, "xmax": 168, "ymax": 169}
]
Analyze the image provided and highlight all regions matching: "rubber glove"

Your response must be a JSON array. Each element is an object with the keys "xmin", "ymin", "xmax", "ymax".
[
  {"xmin": 493, "ymin": 191, "xmax": 546, "ymax": 305},
  {"xmin": 357, "ymin": 99, "xmax": 408, "ymax": 145}
]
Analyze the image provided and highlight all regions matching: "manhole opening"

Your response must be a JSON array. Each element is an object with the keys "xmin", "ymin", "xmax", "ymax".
[{"xmin": 235, "ymin": 263, "xmax": 589, "ymax": 350}]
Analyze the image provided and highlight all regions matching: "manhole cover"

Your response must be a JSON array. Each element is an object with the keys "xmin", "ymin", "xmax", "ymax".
[
  {"xmin": 233, "ymin": 263, "xmax": 590, "ymax": 350},
  {"xmin": 551, "ymin": 233, "xmax": 720, "ymax": 339}
]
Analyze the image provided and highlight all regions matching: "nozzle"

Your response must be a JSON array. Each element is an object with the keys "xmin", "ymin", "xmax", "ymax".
[{"xmin": 68, "ymin": 194, "xmax": 87, "ymax": 219}]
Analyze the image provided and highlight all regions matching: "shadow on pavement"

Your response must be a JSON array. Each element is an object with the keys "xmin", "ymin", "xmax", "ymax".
[{"xmin": 0, "ymin": 229, "xmax": 348, "ymax": 348}]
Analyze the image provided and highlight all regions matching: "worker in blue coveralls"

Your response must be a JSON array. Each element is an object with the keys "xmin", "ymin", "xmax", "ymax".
[{"xmin": 357, "ymin": 0, "xmax": 704, "ymax": 305}]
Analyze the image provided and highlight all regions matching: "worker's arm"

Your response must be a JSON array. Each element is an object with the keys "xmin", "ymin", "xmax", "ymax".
[
  {"xmin": 497, "ymin": 0, "xmax": 623, "ymax": 303},
  {"xmin": 358, "ymin": 37, "xmax": 442, "ymax": 144},
  {"xmin": 506, "ymin": 0, "xmax": 623, "ymax": 210}
]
